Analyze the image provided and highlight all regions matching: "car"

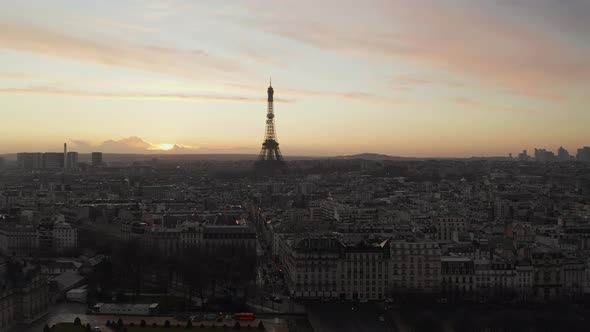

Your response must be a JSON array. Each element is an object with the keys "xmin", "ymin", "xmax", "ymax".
[
  {"xmin": 204, "ymin": 313, "xmax": 219, "ymax": 321},
  {"xmin": 378, "ymin": 316, "xmax": 385, "ymax": 322},
  {"xmin": 92, "ymin": 327, "xmax": 102, "ymax": 332}
]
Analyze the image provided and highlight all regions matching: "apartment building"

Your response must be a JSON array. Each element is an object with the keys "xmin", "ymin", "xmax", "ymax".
[{"xmin": 389, "ymin": 240, "xmax": 441, "ymax": 292}]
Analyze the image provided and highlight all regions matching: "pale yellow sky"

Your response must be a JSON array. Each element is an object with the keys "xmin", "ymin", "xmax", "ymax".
[{"xmin": 0, "ymin": 0, "xmax": 589, "ymax": 157}]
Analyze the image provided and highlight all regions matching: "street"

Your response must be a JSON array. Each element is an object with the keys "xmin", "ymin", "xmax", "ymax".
[
  {"xmin": 23, "ymin": 302, "xmax": 289, "ymax": 332},
  {"xmin": 306, "ymin": 302, "xmax": 396, "ymax": 332}
]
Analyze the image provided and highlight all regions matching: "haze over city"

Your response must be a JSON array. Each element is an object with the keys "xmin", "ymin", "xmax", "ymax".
[{"xmin": 1, "ymin": 0, "xmax": 589, "ymax": 157}]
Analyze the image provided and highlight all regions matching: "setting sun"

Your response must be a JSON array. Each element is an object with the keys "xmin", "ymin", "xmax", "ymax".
[{"xmin": 156, "ymin": 143, "xmax": 174, "ymax": 151}]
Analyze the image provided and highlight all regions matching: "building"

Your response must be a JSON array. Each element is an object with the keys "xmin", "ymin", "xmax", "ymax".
[
  {"xmin": 140, "ymin": 185, "xmax": 174, "ymax": 200},
  {"xmin": 474, "ymin": 257, "xmax": 516, "ymax": 299},
  {"xmin": 515, "ymin": 263, "xmax": 534, "ymax": 301},
  {"xmin": 281, "ymin": 236, "xmax": 342, "ymax": 300},
  {"xmin": 441, "ymin": 256, "xmax": 475, "ymax": 295},
  {"xmin": 0, "ymin": 224, "xmax": 39, "ymax": 257},
  {"xmin": 0, "ymin": 262, "xmax": 50, "ymax": 331},
  {"xmin": 52, "ymin": 223, "xmax": 78, "ymax": 252},
  {"xmin": 517, "ymin": 150, "xmax": 530, "ymax": 161},
  {"xmin": 42, "ymin": 152, "xmax": 64, "ymax": 170},
  {"xmin": 389, "ymin": 240, "xmax": 441, "ymax": 293},
  {"xmin": 16, "ymin": 153, "xmax": 43, "ymax": 170},
  {"xmin": 557, "ymin": 147, "xmax": 570, "ymax": 161},
  {"xmin": 434, "ymin": 217, "xmax": 466, "ymax": 242},
  {"xmin": 340, "ymin": 239, "xmax": 390, "ymax": 301},
  {"xmin": 531, "ymin": 250, "xmax": 563, "ymax": 301},
  {"xmin": 121, "ymin": 219, "xmax": 256, "ymax": 255},
  {"xmin": 91, "ymin": 152, "xmax": 103, "ymax": 166},
  {"xmin": 66, "ymin": 152, "xmax": 79, "ymax": 171},
  {"xmin": 577, "ymin": 147, "xmax": 590, "ymax": 162},
  {"xmin": 562, "ymin": 257, "xmax": 585, "ymax": 298},
  {"xmin": 202, "ymin": 223, "xmax": 256, "ymax": 251},
  {"xmin": 534, "ymin": 148, "xmax": 555, "ymax": 162}
]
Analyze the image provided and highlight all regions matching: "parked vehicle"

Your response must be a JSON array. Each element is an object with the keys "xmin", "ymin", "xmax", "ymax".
[
  {"xmin": 203, "ymin": 313, "xmax": 219, "ymax": 321},
  {"xmin": 234, "ymin": 312, "xmax": 256, "ymax": 321}
]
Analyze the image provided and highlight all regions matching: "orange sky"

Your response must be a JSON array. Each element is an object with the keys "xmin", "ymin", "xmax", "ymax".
[{"xmin": 1, "ymin": 0, "xmax": 589, "ymax": 157}]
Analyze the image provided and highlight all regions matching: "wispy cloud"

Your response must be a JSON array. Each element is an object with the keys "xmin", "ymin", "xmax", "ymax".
[
  {"xmin": 0, "ymin": 22, "xmax": 239, "ymax": 78},
  {"xmin": 0, "ymin": 72, "xmax": 38, "ymax": 80},
  {"xmin": 227, "ymin": 83, "xmax": 403, "ymax": 104},
  {"xmin": 450, "ymin": 97, "xmax": 536, "ymax": 114},
  {"xmin": 0, "ymin": 86, "xmax": 294, "ymax": 103},
  {"xmin": 387, "ymin": 74, "xmax": 464, "ymax": 92},
  {"xmin": 231, "ymin": 0, "xmax": 590, "ymax": 99}
]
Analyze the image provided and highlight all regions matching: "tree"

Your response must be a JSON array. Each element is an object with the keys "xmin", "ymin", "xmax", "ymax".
[
  {"xmin": 86, "ymin": 323, "xmax": 91, "ymax": 332},
  {"xmin": 179, "ymin": 246, "xmax": 205, "ymax": 304},
  {"xmin": 74, "ymin": 317, "xmax": 81, "ymax": 326},
  {"xmin": 164, "ymin": 320, "xmax": 170, "ymax": 328},
  {"xmin": 258, "ymin": 321, "xmax": 265, "ymax": 330},
  {"xmin": 185, "ymin": 320, "xmax": 193, "ymax": 329},
  {"xmin": 117, "ymin": 318, "xmax": 124, "ymax": 328},
  {"xmin": 43, "ymin": 324, "xmax": 50, "ymax": 332},
  {"xmin": 140, "ymin": 320, "xmax": 146, "ymax": 327},
  {"xmin": 234, "ymin": 322, "xmax": 241, "ymax": 330}
]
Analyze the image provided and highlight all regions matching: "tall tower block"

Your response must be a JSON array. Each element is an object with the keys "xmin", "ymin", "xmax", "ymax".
[
  {"xmin": 64, "ymin": 143, "xmax": 67, "ymax": 171},
  {"xmin": 255, "ymin": 80, "xmax": 287, "ymax": 176}
]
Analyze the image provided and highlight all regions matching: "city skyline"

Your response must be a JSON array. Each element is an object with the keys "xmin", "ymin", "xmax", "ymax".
[{"xmin": 1, "ymin": 0, "xmax": 590, "ymax": 157}]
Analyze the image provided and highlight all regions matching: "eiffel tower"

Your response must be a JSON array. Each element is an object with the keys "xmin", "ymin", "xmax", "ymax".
[{"xmin": 255, "ymin": 80, "xmax": 287, "ymax": 176}]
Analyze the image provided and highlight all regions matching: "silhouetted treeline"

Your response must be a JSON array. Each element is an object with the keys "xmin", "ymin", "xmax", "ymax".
[{"xmin": 86, "ymin": 237, "xmax": 256, "ymax": 312}]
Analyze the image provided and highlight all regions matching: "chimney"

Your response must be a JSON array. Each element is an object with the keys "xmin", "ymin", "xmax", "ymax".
[{"xmin": 64, "ymin": 143, "xmax": 67, "ymax": 171}]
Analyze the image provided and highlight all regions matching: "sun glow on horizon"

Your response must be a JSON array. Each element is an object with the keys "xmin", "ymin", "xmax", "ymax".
[{"xmin": 154, "ymin": 143, "xmax": 174, "ymax": 151}]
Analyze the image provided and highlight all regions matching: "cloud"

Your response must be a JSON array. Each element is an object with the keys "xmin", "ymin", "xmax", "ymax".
[
  {"xmin": 0, "ymin": 72, "xmax": 36, "ymax": 80},
  {"xmin": 70, "ymin": 137, "xmax": 253, "ymax": 154},
  {"xmin": 70, "ymin": 137, "xmax": 149, "ymax": 153},
  {"xmin": 0, "ymin": 22, "xmax": 239, "ymax": 78},
  {"xmin": 102, "ymin": 136, "xmax": 151, "ymax": 151},
  {"xmin": 0, "ymin": 86, "xmax": 294, "ymax": 103},
  {"xmin": 450, "ymin": 97, "xmax": 535, "ymax": 114},
  {"xmin": 387, "ymin": 75, "xmax": 464, "ymax": 92},
  {"xmin": 227, "ymin": 83, "xmax": 404, "ymax": 104},
  {"xmin": 231, "ymin": 0, "xmax": 590, "ymax": 99}
]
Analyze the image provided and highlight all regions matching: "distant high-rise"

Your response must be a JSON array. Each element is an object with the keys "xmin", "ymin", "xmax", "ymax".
[
  {"xmin": 255, "ymin": 80, "xmax": 287, "ymax": 176},
  {"xmin": 91, "ymin": 152, "xmax": 103, "ymax": 166},
  {"xmin": 42, "ymin": 152, "xmax": 65, "ymax": 169},
  {"xmin": 577, "ymin": 147, "xmax": 590, "ymax": 162},
  {"xmin": 17, "ymin": 153, "xmax": 43, "ymax": 170},
  {"xmin": 534, "ymin": 148, "xmax": 555, "ymax": 162},
  {"xmin": 518, "ymin": 150, "xmax": 529, "ymax": 161},
  {"xmin": 66, "ymin": 152, "xmax": 79, "ymax": 170},
  {"xmin": 557, "ymin": 147, "xmax": 570, "ymax": 161},
  {"xmin": 63, "ymin": 143, "xmax": 67, "ymax": 171}
]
